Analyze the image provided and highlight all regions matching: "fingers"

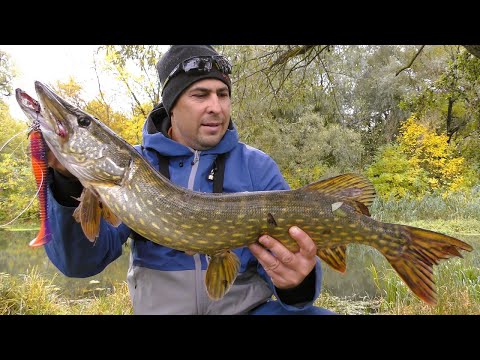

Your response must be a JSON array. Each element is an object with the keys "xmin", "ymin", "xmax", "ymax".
[
  {"xmin": 248, "ymin": 241, "xmax": 289, "ymax": 287},
  {"xmin": 289, "ymin": 226, "xmax": 317, "ymax": 258},
  {"xmin": 248, "ymin": 241, "xmax": 282, "ymax": 272},
  {"xmin": 259, "ymin": 234, "xmax": 295, "ymax": 266},
  {"xmin": 248, "ymin": 226, "xmax": 318, "ymax": 290}
]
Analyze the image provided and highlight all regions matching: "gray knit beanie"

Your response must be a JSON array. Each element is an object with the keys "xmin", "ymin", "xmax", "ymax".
[{"xmin": 156, "ymin": 45, "xmax": 232, "ymax": 115}]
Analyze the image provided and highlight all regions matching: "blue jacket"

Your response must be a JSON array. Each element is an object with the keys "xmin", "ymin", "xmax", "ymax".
[{"xmin": 44, "ymin": 105, "xmax": 323, "ymax": 314}]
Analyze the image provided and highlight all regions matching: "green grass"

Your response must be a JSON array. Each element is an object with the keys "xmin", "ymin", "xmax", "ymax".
[
  {"xmin": 371, "ymin": 189, "xmax": 480, "ymax": 223},
  {"xmin": 0, "ymin": 268, "xmax": 132, "ymax": 315},
  {"xmin": 0, "ymin": 269, "xmax": 65, "ymax": 315},
  {"xmin": 368, "ymin": 259, "xmax": 480, "ymax": 315},
  {"xmin": 0, "ymin": 227, "xmax": 39, "ymax": 232}
]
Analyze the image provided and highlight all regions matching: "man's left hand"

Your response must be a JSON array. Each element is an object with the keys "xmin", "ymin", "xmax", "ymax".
[{"xmin": 248, "ymin": 226, "xmax": 317, "ymax": 289}]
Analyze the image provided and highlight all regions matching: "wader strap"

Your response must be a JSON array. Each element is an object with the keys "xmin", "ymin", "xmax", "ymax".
[
  {"xmin": 156, "ymin": 152, "xmax": 171, "ymax": 179},
  {"xmin": 212, "ymin": 153, "xmax": 226, "ymax": 193}
]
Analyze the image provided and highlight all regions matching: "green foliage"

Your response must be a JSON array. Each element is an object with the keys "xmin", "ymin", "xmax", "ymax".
[
  {"xmin": 399, "ymin": 46, "xmax": 480, "ymax": 173},
  {"xmin": 101, "ymin": 45, "xmax": 163, "ymax": 117},
  {"xmin": 0, "ymin": 50, "xmax": 16, "ymax": 97},
  {"xmin": 240, "ymin": 111, "xmax": 365, "ymax": 188},
  {"xmin": 0, "ymin": 51, "xmax": 37, "ymax": 224},
  {"xmin": 0, "ymin": 101, "xmax": 37, "ymax": 224}
]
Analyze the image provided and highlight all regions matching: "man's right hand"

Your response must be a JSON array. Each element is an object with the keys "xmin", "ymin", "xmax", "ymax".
[{"xmin": 46, "ymin": 146, "xmax": 75, "ymax": 179}]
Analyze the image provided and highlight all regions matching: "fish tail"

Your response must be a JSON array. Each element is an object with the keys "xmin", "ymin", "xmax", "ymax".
[
  {"xmin": 383, "ymin": 225, "xmax": 473, "ymax": 305},
  {"xmin": 29, "ymin": 221, "xmax": 51, "ymax": 247}
]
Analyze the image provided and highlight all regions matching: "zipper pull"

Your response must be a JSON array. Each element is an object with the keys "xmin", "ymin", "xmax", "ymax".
[
  {"xmin": 208, "ymin": 160, "xmax": 217, "ymax": 181},
  {"xmin": 208, "ymin": 168, "xmax": 215, "ymax": 181},
  {"xmin": 191, "ymin": 150, "xmax": 200, "ymax": 165}
]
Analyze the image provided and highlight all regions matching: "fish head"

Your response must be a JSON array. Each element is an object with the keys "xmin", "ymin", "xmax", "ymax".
[{"xmin": 33, "ymin": 81, "xmax": 131, "ymax": 186}]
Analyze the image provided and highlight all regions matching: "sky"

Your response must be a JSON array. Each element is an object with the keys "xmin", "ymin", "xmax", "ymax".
[{"xmin": 1, "ymin": 45, "xmax": 105, "ymax": 120}]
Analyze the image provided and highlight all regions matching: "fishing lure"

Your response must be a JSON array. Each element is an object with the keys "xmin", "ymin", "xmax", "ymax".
[{"xmin": 25, "ymin": 94, "xmax": 51, "ymax": 247}]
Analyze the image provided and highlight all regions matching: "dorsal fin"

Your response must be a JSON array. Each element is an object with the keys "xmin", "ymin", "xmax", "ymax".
[{"xmin": 301, "ymin": 173, "xmax": 376, "ymax": 208}]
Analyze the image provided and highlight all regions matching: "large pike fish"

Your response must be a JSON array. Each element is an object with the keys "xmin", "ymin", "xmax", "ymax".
[{"xmin": 17, "ymin": 81, "xmax": 473, "ymax": 305}]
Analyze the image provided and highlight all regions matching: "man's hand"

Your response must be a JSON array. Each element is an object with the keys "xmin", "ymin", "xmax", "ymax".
[
  {"xmin": 46, "ymin": 146, "xmax": 75, "ymax": 178},
  {"xmin": 248, "ymin": 226, "xmax": 317, "ymax": 290}
]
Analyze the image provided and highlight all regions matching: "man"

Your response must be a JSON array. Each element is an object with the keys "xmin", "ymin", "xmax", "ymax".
[{"xmin": 45, "ymin": 45, "xmax": 334, "ymax": 315}]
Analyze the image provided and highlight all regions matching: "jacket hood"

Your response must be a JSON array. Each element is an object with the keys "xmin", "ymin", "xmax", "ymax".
[{"xmin": 141, "ymin": 103, "xmax": 239, "ymax": 157}]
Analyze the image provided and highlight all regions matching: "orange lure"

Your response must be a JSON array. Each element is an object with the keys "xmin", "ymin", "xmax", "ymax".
[
  {"xmin": 19, "ymin": 89, "xmax": 52, "ymax": 247},
  {"xmin": 28, "ymin": 128, "xmax": 51, "ymax": 247}
]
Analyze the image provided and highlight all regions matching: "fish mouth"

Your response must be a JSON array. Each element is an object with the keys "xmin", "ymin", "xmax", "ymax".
[
  {"xmin": 15, "ymin": 88, "xmax": 41, "ymax": 114},
  {"xmin": 34, "ymin": 81, "xmax": 70, "ymax": 138},
  {"xmin": 15, "ymin": 88, "xmax": 45, "ymax": 128}
]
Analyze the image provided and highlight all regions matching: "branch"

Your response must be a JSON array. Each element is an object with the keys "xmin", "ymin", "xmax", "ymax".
[
  {"xmin": 395, "ymin": 45, "xmax": 426, "ymax": 76},
  {"xmin": 463, "ymin": 45, "xmax": 480, "ymax": 59},
  {"xmin": 270, "ymin": 45, "xmax": 317, "ymax": 67},
  {"xmin": 93, "ymin": 56, "xmax": 111, "ymax": 121}
]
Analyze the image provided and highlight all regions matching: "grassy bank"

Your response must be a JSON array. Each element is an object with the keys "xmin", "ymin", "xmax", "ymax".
[{"xmin": 0, "ymin": 268, "xmax": 132, "ymax": 315}]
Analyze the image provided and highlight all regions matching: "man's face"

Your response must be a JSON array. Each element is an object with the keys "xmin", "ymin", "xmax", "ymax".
[{"xmin": 170, "ymin": 78, "xmax": 231, "ymax": 150}]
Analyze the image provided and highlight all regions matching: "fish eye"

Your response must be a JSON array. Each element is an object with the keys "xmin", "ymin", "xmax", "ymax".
[{"xmin": 78, "ymin": 116, "xmax": 91, "ymax": 127}]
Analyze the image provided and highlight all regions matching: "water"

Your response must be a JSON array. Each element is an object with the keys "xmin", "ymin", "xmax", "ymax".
[
  {"xmin": 0, "ymin": 229, "xmax": 130, "ymax": 299},
  {"xmin": 1, "ymin": 229, "xmax": 478, "ymax": 301},
  {"xmin": 321, "ymin": 244, "xmax": 387, "ymax": 299}
]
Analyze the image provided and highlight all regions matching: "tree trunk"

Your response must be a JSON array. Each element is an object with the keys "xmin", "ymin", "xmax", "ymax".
[{"xmin": 463, "ymin": 45, "xmax": 480, "ymax": 59}]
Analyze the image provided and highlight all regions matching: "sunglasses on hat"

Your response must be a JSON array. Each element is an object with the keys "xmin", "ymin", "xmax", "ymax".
[{"xmin": 162, "ymin": 55, "xmax": 232, "ymax": 93}]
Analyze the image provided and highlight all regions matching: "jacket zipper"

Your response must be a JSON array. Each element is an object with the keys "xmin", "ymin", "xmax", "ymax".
[{"xmin": 188, "ymin": 149, "xmax": 206, "ymax": 314}]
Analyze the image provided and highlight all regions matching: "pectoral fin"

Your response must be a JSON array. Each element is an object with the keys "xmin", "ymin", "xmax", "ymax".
[
  {"xmin": 73, "ymin": 188, "xmax": 101, "ymax": 242},
  {"xmin": 205, "ymin": 251, "xmax": 241, "ymax": 300},
  {"xmin": 317, "ymin": 245, "xmax": 347, "ymax": 273}
]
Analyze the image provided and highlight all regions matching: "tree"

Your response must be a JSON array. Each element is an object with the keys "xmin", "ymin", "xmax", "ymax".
[
  {"xmin": 461, "ymin": 45, "xmax": 480, "ymax": 59},
  {"xmin": 0, "ymin": 101, "xmax": 36, "ymax": 223},
  {"xmin": 0, "ymin": 50, "xmax": 16, "ymax": 97},
  {"xmin": 99, "ymin": 45, "xmax": 163, "ymax": 118}
]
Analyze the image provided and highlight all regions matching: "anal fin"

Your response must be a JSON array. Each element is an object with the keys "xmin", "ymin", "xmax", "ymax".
[{"xmin": 317, "ymin": 245, "xmax": 347, "ymax": 273}]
